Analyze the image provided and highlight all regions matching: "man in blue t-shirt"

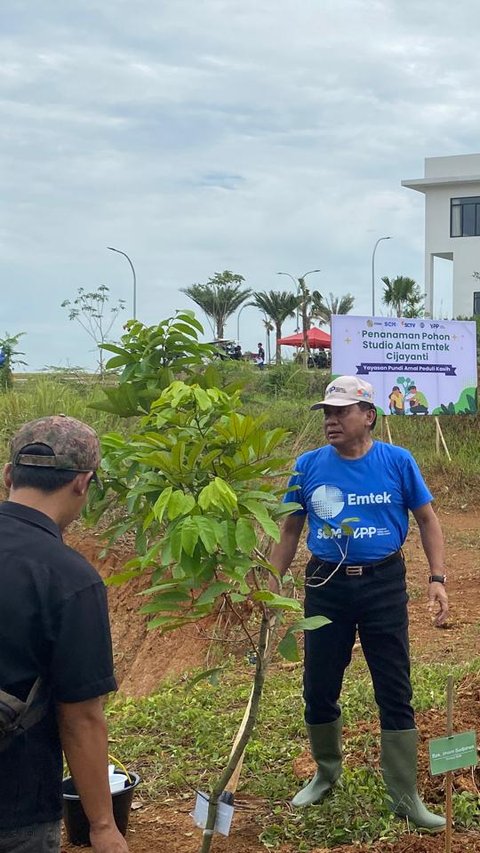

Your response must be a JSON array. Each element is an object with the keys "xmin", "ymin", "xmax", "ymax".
[{"xmin": 270, "ymin": 376, "xmax": 448, "ymax": 832}]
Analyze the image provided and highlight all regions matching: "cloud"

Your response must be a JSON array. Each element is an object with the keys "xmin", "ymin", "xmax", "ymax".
[{"xmin": 2, "ymin": 0, "xmax": 480, "ymax": 367}]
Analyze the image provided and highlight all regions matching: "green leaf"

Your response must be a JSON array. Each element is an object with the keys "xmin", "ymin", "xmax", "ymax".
[
  {"xmin": 153, "ymin": 487, "xmax": 173, "ymax": 523},
  {"xmin": 147, "ymin": 615, "xmax": 196, "ymax": 631},
  {"xmin": 105, "ymin": 354, "xmax": 129, "ymax": 369},
  {"xmin": 105, "ymin": 569, "xmax": 143, "ymax": 586},
  {"xmin": 185, "ymin": 667, "xmax": 224, "ymax": 690},
  {"xmin": 194, "ymin": 517, "xmax": 219, "ymax": 553},
  {"xmin": 167, "ymin": 490, "xmax": 196, "ymax": 520},
  {"xmin": 277, "ymin": 631, "xmax": 300, "ymax": 662},
  {"xmin": 198, "ymin": 481, "xmax": 222, "ymax": 511},
  {"xmin": 291, "ymin": 615, "xmax": 331, "ymax": 632},
  {"xmin": 235, "ymin": 517, "xmax": 257, "ymax": 554},
  {"xmin": 217, "ymin": 520, "xmax": 237, "ymax": 556},
  {"xmin": 229, "ymin": 592, "xmax": 247, "ymax": 603},
  {"xmin": 101, "ymin": 343, "xmax": 129, "ymax": 356},
  {"xmin": 139, "ymin": 581, "xmax": 185, "ymax": 596},
  {"xmin": 195, "ymin": 581, "xmax": 230, "ymax": 606},
  {"xmin": 193, "ymin": 387, "xmax": 213, "ymax": 411},
  {"xmin": 213, "ymin": 477, "xmax": 237, "ymax": 511},
  {"xmin": 180, "ymin": 519, "xmax": 199, "ymax": 556},
  {"xmin": 255, "ymin": 515, "xmax": 280, "ymax": 542},
  {"xmin": 140, "ymin": 590, "xmax": 192, "ymax": 612},
  {"xmin": 251, "ymin": 591, "xmax": 302, "ymax": 611}
]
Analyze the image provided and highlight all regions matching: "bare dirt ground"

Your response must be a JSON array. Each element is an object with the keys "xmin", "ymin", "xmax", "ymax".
[{"xmin": 63, "ymin": 508, "xmax": 480, "ymax": 853}]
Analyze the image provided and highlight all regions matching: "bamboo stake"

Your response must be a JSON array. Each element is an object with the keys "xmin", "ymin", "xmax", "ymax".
[
  {"xmin": 198, "ymin": 612, "xmax": 279, "ymax": 853},
  {"xmin": 224, "ymin": 685, "xmax": 254, "ymax": 794},
  {"xmin": 435, "ymin": 417, "xmax": 452, "ymax": 462},
  {"xmin": 445, "ymin": 675, "xmax": 454, "ymax": 853},
  {"xmin": 384, "ymin": 416, "xmax": 393, "ymax": 445}
]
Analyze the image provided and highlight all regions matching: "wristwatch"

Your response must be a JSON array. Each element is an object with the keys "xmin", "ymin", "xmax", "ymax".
[{"xmin": 428, "ymin": 574, "xmax": 446, "ymax": 584}]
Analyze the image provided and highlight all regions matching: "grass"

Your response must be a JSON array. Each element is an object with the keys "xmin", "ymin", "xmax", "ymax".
[
  {"xmin": 106, "ymin": 656, "xmax": 480, "ymax": 849},
  {"xmin": 0, "ymin": 377, "xmax": 132, "ymax": 461}
]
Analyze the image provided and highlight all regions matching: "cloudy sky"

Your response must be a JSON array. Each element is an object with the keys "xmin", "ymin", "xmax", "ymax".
[{"xmin": 2, "ymin": 0, "xmax": 480, "ymax": 369}]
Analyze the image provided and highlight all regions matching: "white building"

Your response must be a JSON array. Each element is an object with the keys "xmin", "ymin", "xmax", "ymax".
[{"xmin": 402, "ymin": 154, "xmax": 480, "ymax": 318}]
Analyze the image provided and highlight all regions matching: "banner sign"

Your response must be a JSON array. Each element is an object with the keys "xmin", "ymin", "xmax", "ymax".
[
  {"xmin": 429, "ymin": 731, "xmax": 478, "ymax": 776},
  {"xmin": 331, "ymin": 316, "xmax": 477, "ymax": 415}
]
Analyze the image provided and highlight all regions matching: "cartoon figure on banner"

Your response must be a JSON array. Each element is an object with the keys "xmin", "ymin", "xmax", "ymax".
[
  {"xmin": 388, "ymin": 386, "xmax": 405, "ymax": 415},
  {"xmin": 406, "ymin": 385, "xmax": 429, "ymax": 416}
]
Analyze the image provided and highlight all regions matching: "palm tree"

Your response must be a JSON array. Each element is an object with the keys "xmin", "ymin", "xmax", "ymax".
[
  {"xmin": 250, "ymin": 291, "xmax": 301, "ymax": 363},
  {"xmin": 262, "ymin": 317, "xmax": 274, "ymax": 364},
  {"xmin": 310, "ymin": 291, "xmax": 355, "ymax": 327},
  {"xmin": 181, "ymin": 271, "xmax": 251, "ymax": 339},
  {"xmin": 381, "ymin": 276, "xmax": 424, "ymax": 318}
]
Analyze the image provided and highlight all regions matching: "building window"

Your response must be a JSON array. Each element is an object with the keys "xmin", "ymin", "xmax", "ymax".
[
  {"xmin": 451, "ymin": 197, "xmax": 480, "ymax": 237},
  {"xmin": 474, "ymin": 292, "xmax": 480, "ymax": 315}
]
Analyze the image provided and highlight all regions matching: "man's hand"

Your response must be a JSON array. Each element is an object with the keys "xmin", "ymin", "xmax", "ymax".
[
  {"xmin": 427, "ymin": 582, "xmax": 449, "ymax": 627},
  {"xmin": 90, "ymin": 825, "xmax": 130, "ymax": 852}
]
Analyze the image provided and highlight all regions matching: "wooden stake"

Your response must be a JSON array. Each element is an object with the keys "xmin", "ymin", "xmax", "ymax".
[
  {"xmin": 384, "ymin": 416, "xmax": 393, "ymax": 445},
  {"xmin": 224, "ymin": 684, "xmax": 254, "ymax": 795},
  {"xmin": 435, "ymin": 417, "xmax": 452, "ymax": 462},
  {"xmin": 445, "ymin": 675, "xmax": 454, "ymax": 853}
]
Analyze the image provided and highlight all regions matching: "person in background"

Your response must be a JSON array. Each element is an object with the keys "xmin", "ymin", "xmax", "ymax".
[
  {"xmin": 270, "ymin": 376, "xmax": 447, "ymax": 833},
  {"xmin": 256, "ymin": 342, "xmax": 265, "ymax": 369},
  {"xmin": 0, "ymin": 415, "xmax": 129, "ymax": 853}
]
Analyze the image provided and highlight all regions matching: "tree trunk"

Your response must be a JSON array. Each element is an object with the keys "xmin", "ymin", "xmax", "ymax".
[
  {"xmin": 198, "ymin": 610, "xmax": 279, "ymax": 853},
  {"xmin": 275, "ymin": 322, "xmax": 282, "ymax": 364}
]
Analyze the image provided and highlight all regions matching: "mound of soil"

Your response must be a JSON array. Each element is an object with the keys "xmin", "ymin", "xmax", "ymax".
[{"xmin": 65, "ymin": 530, "xmax": 212, "ymax": 695}]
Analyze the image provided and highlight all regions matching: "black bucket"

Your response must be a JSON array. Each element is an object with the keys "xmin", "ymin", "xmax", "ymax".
[{"xmin": 62, "ymin": 771, "xmax": 140, "ymax": 846}]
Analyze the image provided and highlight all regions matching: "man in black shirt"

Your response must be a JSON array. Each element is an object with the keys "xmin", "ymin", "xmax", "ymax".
[
  {"xmin": 257, "ymin": 342, "xmax": 265, "ymax": 368},
  {"xmin": 0, "ymin": 415, "xmax": 129, "ymax": 853}
]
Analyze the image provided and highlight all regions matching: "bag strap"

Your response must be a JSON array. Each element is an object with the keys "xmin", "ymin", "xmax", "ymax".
[{"xmin": 0, "ymin": 677, "xmax": 50, "ymax": 747}]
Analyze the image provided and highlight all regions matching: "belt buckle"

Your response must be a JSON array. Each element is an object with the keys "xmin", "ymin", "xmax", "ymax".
[{"xmin": 346, "ymin": 565, "xmax": 363, "ymax": 577}]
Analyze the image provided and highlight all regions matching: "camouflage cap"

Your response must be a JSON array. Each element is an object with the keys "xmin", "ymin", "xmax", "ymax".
[{"xmin": 11, "ymin": 414, "xmax": 100, "ymax": 472}]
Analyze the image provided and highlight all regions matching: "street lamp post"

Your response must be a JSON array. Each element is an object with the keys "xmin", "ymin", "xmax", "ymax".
[
  {"xmin": 277, "ymin": 269, "xmax": 321, "ymax": 368},
  {"xmin": 236, "ymin": 302, "xmax": 251, "ymax": 345},
  {"xmin": 371, "ymin": 237, "xmax": 391, "ymax": 316},
  {"xmin": 277, "ymin": 271, "xmax": 300, "ymax": 330},
  {"xmin": 107, "ymin": 247, "xmax": 137, "ymax": 320}
]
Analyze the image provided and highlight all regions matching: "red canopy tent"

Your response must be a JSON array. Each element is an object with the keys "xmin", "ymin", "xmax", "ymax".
[{"xmin": 277, "ymin": 326, "xmax": 331, "ymax": 349}]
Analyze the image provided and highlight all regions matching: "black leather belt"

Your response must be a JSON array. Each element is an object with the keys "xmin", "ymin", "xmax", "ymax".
[{"xmin": 308, "ymin": 550, "xmax": 402, "ymax": 577}]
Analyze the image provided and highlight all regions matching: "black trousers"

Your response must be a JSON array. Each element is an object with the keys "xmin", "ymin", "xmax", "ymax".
[{"xmin": 303, "ymin": 554, "xmax": 415, "ymax": 730}]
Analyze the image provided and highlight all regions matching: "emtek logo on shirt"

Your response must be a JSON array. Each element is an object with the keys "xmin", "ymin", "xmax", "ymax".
[
  {"xmin": 311, "ymin": 484, "xmax": 392, "ymax": 520},
  {"xmin": 347, "ymin": 491, "xmax": 391, "ymax": 505}
]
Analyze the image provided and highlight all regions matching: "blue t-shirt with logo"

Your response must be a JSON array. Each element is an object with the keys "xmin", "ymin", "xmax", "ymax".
[{"xmin": 284, "ymin": 441, "xmax": 432, "ymax": 563}]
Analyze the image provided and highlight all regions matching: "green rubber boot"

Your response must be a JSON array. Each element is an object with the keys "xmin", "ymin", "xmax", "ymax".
[
  {"xmin": 291, "ymin": 717, "xmax": 342, "ymax": 807},
  {"xmin": 381, "ymin": 729, "xmax": 446, "ymax": 832}
]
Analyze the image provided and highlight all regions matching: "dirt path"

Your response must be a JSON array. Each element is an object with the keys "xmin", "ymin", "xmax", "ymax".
[{"xmin": 64, "ymin": 509, "xmax": 480, "ymax": 853}]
